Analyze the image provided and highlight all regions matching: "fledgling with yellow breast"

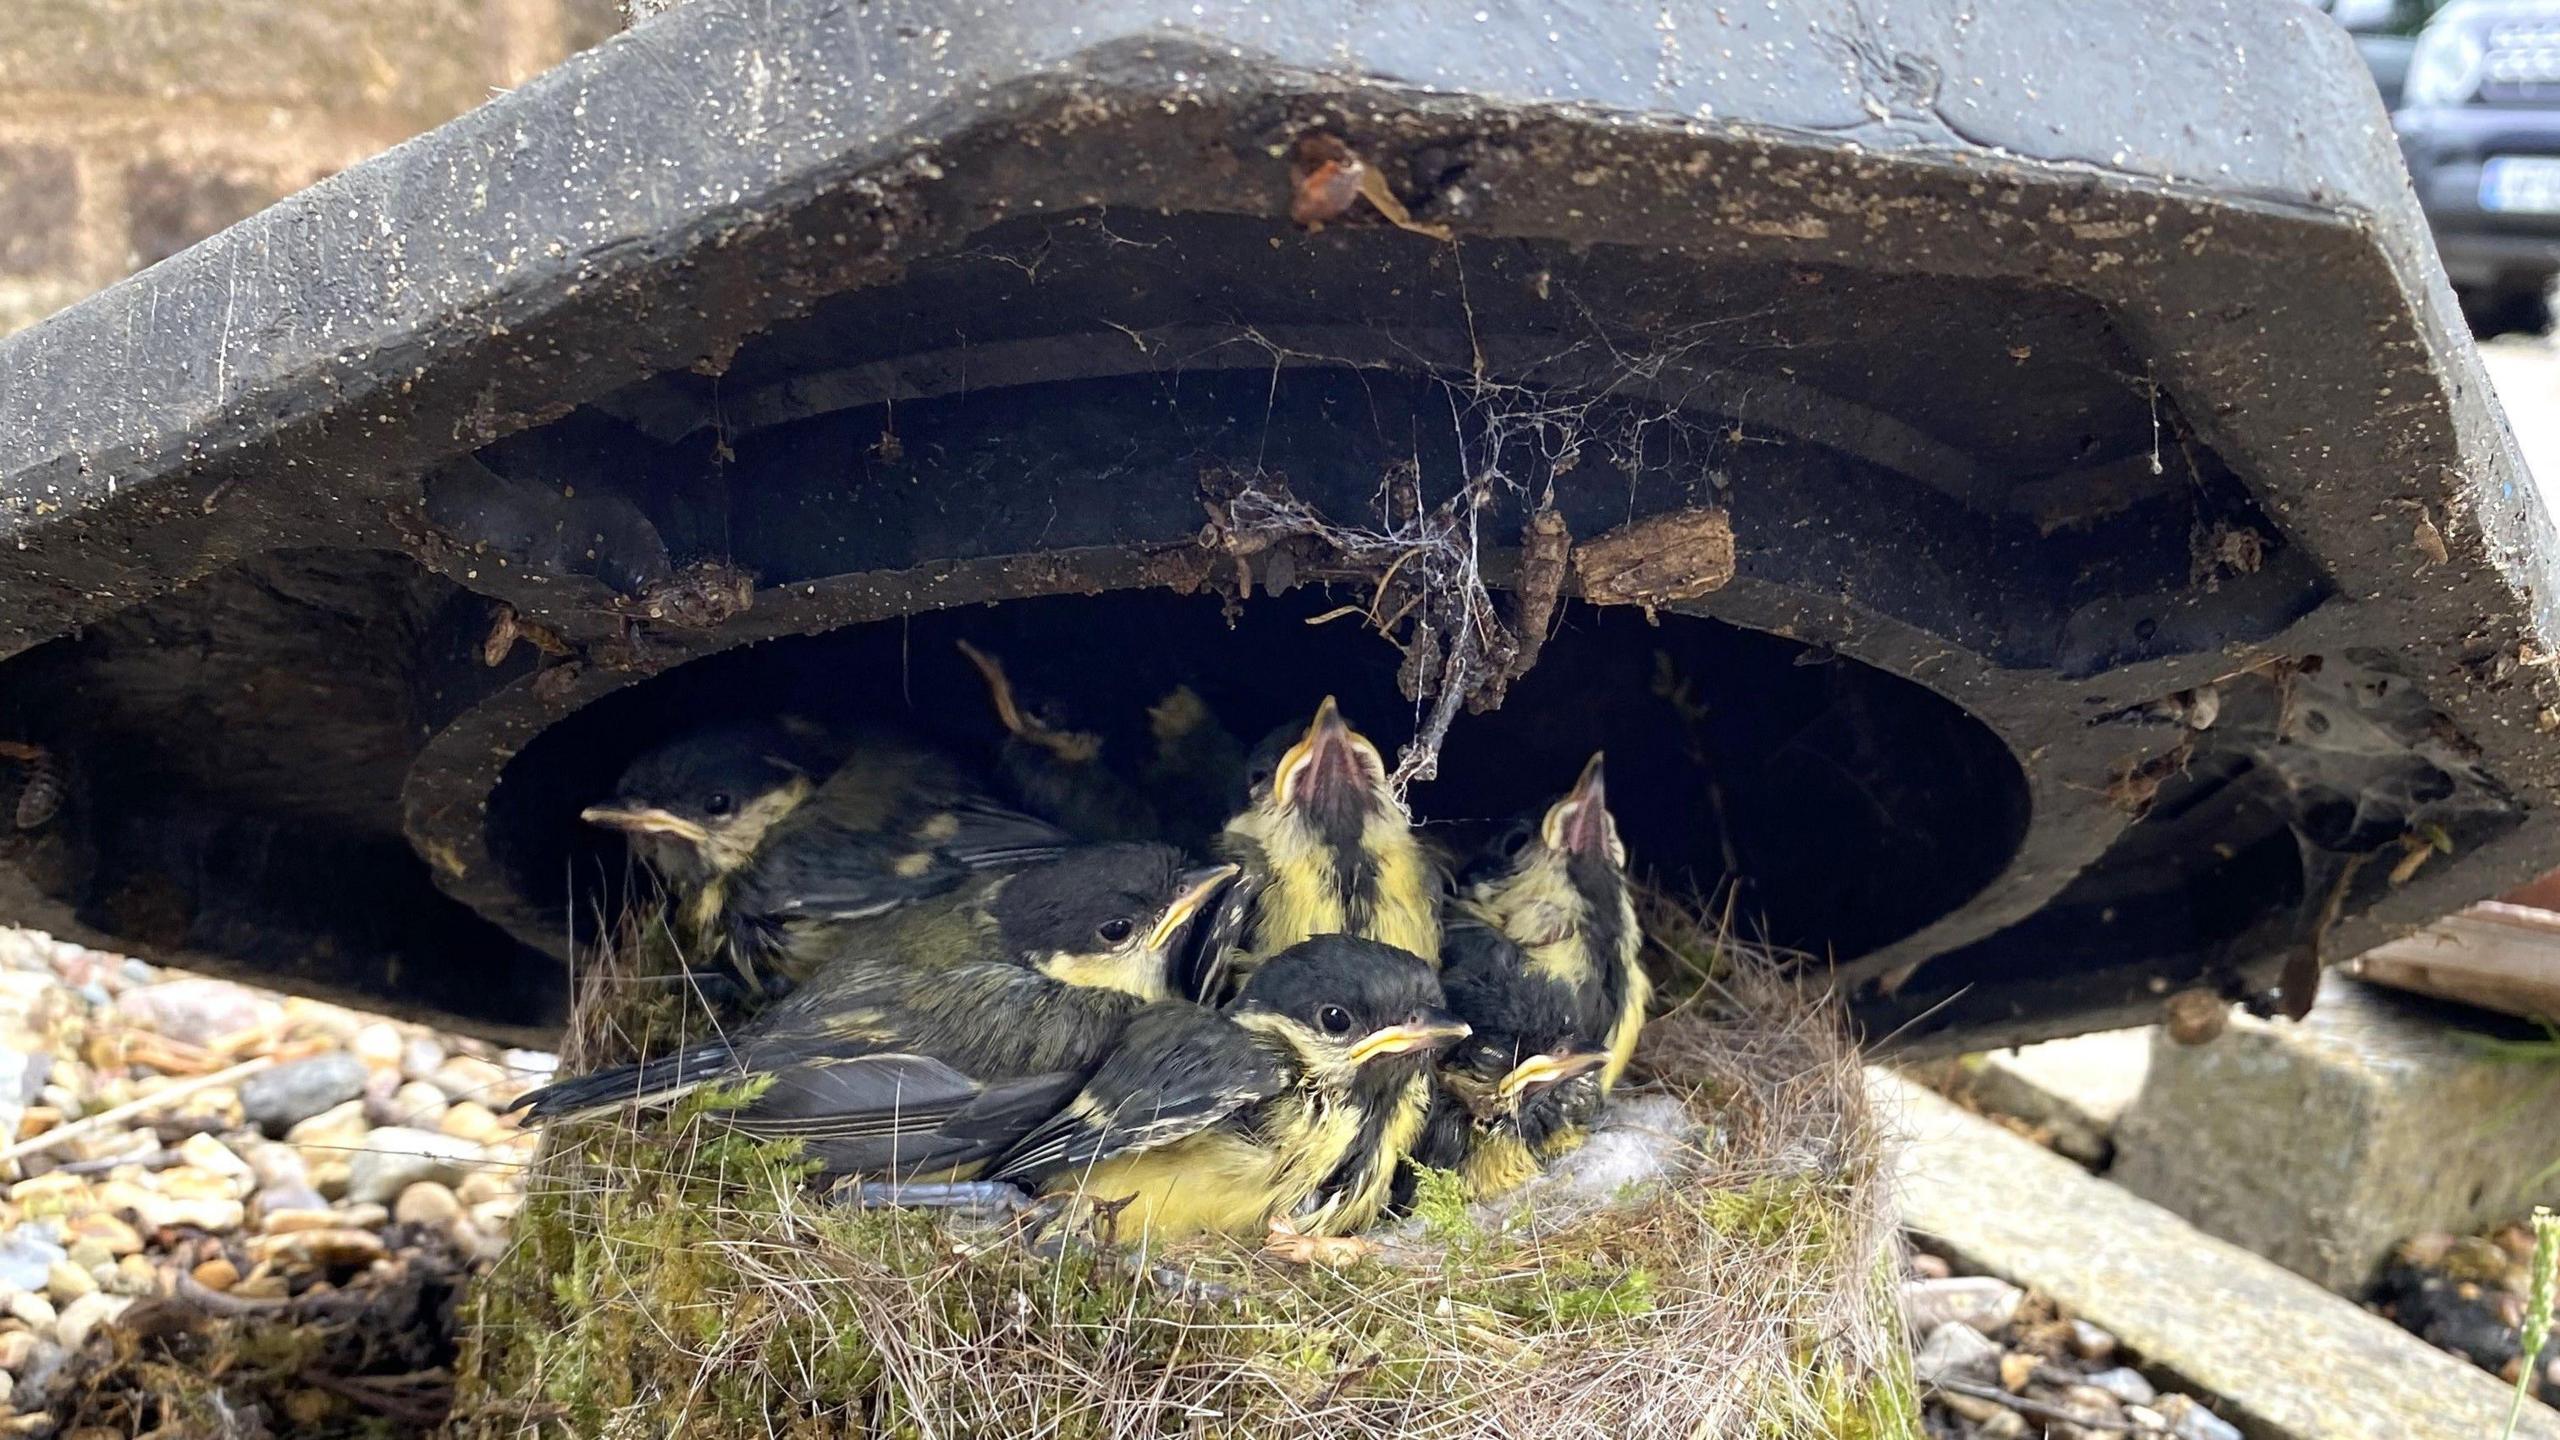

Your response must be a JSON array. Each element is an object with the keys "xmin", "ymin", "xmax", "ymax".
[
  {"xmin": 1210, "ymin": 698, "xmax": 1441, "ymax": 995},
  {"xmin": 1458, "ymin": 753, "xmax": 1647, "ymax": 1092},
  {"xmin": 995, "ymin": 935, "xmax": 1463, "ymax": 1240}
]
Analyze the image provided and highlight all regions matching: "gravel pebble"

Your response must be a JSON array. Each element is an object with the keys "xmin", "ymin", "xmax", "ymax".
[
  {"xmin": 239, "ymin": 1141, "xmax": 309, "ymax": 1192},
  {"xmin": 239, "ymin": 1054, "xmax": 369, "ymax": 1136},
  {"xmin": 343, "ymin": 1127, "xmax": 486, "ymax": 1206},
  {"xmin": 154, "ymin": 1164, "xmax": 242, "ymax": 1203},
  {"xmin": 250, "ymin": 1185, "xmax": 328, "ymax": 1225},
  {"xmin": 248, "ymin": 1227, "xmax": 389, "ymax": 1271},
  {"xmin": 430, "ymin": 1055, "xmax": 512, "ymax": 1106},
  {"xmin": 0, "ymin": 1233, "xmax": 66, "ymax": 1293},
  {"xmin": 1904, "ymin": 1275, "xmax": 2025, "ymax": 1336},
  {"xmin": 2081, "ymin": 1366, "xmax": 2156, "ymax": 1405},
  {"xmin": 1914, "ymin": 1321, "xmax": 2002, "ymax": 1386},
  {"xmin": 393, "ymin": 1182, "xmax": 463, "ymax": 1234},
  {"xmin": 399, "ymin": 1036, "xmax": 447, "ymax": 1084},
  {"xmin": 41, "ymin": 1263, "xmax": 93, "ymax": 1305},
  {"xmin": 440, "ymin": 1100, "xmax": 511, "ymax": 1144},
  {"xmin": 284, "ymin": 1099, "xmax": 370, "ymax": 1155},
  {"xmin": 130, "ymin": 1195, "xmax": 244, "ymax": 1234},
  {"xmin": 52, "ymin": 1293, "xmax": 130, "ymax": 1353},
  {"xmin": 390, "ymin": 1081, "xmax": 450, "ymax": 1129},
  {"xmin": 2155, "ymin": 1394, "xmax": 2243, "ymax": 1440},
  {"xmin": 102, "ymin": 1256, "xmax": 155, "ymax": 1299},
  {"xmin": 60, "ymin": 1216, "xmax": 138, "ymax": 1260},
  {"xmin": 114, "ymin": 980, "xmax": 279, "ymax": 1049},
  {"xmin": 351, "ymin": 1024, "xmax": 406, "ymax": 1072}
]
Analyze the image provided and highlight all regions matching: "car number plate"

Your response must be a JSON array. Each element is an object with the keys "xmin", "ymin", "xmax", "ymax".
[{"xmin": 2481, "ymin": 156, "xmax": 2560, "ymax": 215}]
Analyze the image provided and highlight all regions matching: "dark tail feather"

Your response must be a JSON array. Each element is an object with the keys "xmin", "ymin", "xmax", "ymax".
[
  {"xmin": 1181, "ymin": 868, "xmax": 1262, "ymax": 1003},
  {"xmin": 507, "ymin": 1042, "xmax": 738, "ymax": 1122}
]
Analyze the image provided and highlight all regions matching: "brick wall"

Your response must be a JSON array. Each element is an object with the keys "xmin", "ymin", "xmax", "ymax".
[{"xmin": 0, "ymin": 0, "xmax": 622, "ymax": 337}]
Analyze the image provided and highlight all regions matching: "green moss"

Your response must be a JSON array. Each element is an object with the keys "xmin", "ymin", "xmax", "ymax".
[
  {"xmin": 1407, "ymin": 1165, "xmax": 1478, "ymax": 1247},
  {"xmin": 454, "ymin": 926, "xmax": 1919, "ymax": 1438}
]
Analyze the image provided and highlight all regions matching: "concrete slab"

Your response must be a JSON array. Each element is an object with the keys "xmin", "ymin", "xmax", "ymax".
[
  {"xmin": 1937, "ymin": 1028, "xmax": 2152, "ymax": 1165},
  {"xmin": 1876, "ymin": 1071, "xmax": 2560, "ymax": 1440},
  {"xmin": 2110, "ymin": 979, "xmax": 2560, "ymax": 1293}
]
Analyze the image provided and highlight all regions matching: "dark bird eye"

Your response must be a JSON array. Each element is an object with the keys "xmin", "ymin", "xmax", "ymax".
[
  {"xmin": 703, "ymin": 792, "xmax": 735, "ymax": 818},
  {"xmin": 1498, "ymin": 824, "xmax": 1534, "ymax": 858},
  {"xmin": 1318, "ymin": 1005, "xmax": 1353, "ymax": 1036},
  {"xmin": 1097, "ymin": 917, "xmax": 1137, "ymax": 945}
]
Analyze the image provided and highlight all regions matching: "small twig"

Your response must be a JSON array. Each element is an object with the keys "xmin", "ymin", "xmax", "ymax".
[
  {"xmin": 1930, "ymin": 1378, "xmax": 2144, "ymax": 1433},
  {"xmin": 56, "ymin": 1147, "xmax": 180, "ymax": 1177},
  {"xmin": 298, "ymin": 1367, "xmax": 455, "ymax": 1426},
  {"xmin": 172, "ymin": 1269, "xmax": 384, "ymax": 1323},
  {"xmin": 0, "ymin": 1055, "xmax": 276, "ymax": 1164}
]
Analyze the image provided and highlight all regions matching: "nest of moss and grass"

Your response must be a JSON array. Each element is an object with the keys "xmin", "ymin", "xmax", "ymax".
[
  {"xmin": 37, "ymin": 1234, "xmax": 475, "ymax": 1439},
  {"xmin": 450, "ymin": 892, "xmax": 1918, "ymax": 1439}
]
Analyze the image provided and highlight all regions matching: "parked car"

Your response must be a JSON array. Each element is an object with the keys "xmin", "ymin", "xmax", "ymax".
[
  {"xmin": 2392, "ymin": 0, "xmax": 2560, "ymax": 334},
  {"xmin": 2321, "ymin": 0, "xmax": 2427, "ymax": 106}
]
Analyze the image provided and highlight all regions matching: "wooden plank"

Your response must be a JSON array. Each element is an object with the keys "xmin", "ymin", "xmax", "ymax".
[
  {"xmin": 2350, "ymin": 902, "xmax": 2560, "ymax": 1022},
  {"xmin": 1875, "ymin": 1071, "xmax": 2560, "ymax": 1440}
]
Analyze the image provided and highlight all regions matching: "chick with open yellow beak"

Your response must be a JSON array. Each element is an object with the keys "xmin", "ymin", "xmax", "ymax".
[
  {"xmin": 1207, "ymin": 698, "xmax": 1442, "ymax": 997},
  {"xmin": 1458, "ymin": 752, "xmax": 1647, "ymax": 1092}
]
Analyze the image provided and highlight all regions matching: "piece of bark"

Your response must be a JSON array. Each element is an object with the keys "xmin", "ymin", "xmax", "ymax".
[{"xmin": 1572, "ymin": 508, "xmax": 1735, "ymax": 616}]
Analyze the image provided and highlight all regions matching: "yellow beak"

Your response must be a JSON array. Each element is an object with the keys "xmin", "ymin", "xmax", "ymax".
[
  {"xmin": 1147, "ymin": 863, "xmax": 1241, "ymax": 951},
  {"xmin": 1273, "ymin": 695, "xmax": 1382, "ymax": 809},
  {"xmin": 579, "ymin": 805, "xmax": 710, "ymax": 844},
  {"xmin": 1540, "ymin": 751, "xmax": 1611, "ymax": 855},
  {"xmin": 1493, "ymin": 1047, "xmax": 1609, "ymax": 1104},
  {"xmin": 1346, "ymin": 1012, "xmax": 1471, "ymax": 1065}
]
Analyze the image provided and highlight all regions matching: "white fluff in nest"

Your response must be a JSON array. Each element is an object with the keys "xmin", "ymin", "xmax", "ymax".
[{"xmin": 1389, "ymin": 1090, "xmax": 1711, "ymax": 1243}]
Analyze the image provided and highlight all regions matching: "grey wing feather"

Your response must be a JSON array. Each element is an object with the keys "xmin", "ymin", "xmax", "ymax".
[
  {"xmin": 993, "ymin": 1004, "xmax": 1284, "ymax": 1182},
  {"xmin": 732, "ymin": 1053, "xmax": 1087, "ymax": 1177},
  {"xmin": 930, "ymin": 792, "xmax": 1076, "ymax": 869}
]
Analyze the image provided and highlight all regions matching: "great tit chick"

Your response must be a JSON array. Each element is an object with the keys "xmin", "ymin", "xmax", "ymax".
[
  {"xmin": 956, "ymin": 640, "xmax": 1165, "ymax": 843},
  {"xmin": 1209, "ymin": 698, "xmax": 1442, "ymax": 995},
  {"xmin": 996, "ymin": 933, "xmax": 1465, "ymax": 1239},
  {"xmin": 511, "ymin": 843, "xmax": 1237, "ymax": 1179},
  {"xmin": 580, "ymin": 719, "xmax": 822, "ymax": 892},
  {"xmin": 1458, "ymin": 752, "xmax": 1647, "ymax": 1093},
  {"xmin": 1411, "ymin": 1019, "xmax": 1609, "ymax": 1200},
  {"xmin": 584, "ymin": 719, "xmax": 1072, "ymax": 995},
  {"xmin": 1140, "ymin": 684, "xmax": 1249, "ymax": 848}
]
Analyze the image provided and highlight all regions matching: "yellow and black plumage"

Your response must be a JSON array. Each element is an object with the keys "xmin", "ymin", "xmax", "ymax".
[
  {"xmin": 1412, "ymin": 976, "xmax": 1609, "ymax": 1200},
  {"xmin": 994, "ymin": 934, "xmax": 1465, "ymax": 1239},
  {"xmin": 956, "ymin": 640, "xmax": 1164, "ymax": 844},
  {"xmin": 957, "ymin": 641, "xmax": 1247, "ymax": 851},
  {"xmin": 1454, "ymin": 753, "xmax": 1647, "ymax": 1097},
  {"xmin": 1408, "ymin": 753, "xmax": 1647, "ymax": 1199},
  {"xmin": 510, "ymin": 843, "xmax": 1234, "ymax": 1179},
  {"xmin": 1208, "ymin": 697, "xmax": 1442, "ymax": 993},
  {"xmin": 581, "ymin": 719, "xmax": 1073, "ymax": 994},
  {"xmin": 1139, "ymin": 683, "xmax": 1249, "ymax": 847}
]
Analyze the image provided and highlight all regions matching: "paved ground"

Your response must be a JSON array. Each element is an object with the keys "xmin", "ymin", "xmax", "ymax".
[{"xmin": 2484, "ymin": 331, "xmax": 2560, "ymax": 493}]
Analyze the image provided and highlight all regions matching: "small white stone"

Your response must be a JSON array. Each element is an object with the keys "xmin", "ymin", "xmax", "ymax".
[
  {"xmin": 176, "ymin": 1133, "xmax": 253, "ymax": 1191},
  {"xmin": 53, "ymin": 1290, "xmax": 130, "ymax": 1352},
  {"xmin": 352, "ymin": 1023, "xmax": 406, "ymax": 1071}
]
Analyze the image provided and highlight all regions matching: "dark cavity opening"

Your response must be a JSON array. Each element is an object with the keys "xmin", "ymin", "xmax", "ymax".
[{"xmin": 492, "ymin": 588, "xmax": 2031, "ymax": 967}]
